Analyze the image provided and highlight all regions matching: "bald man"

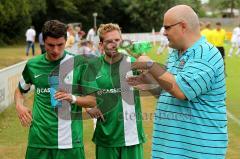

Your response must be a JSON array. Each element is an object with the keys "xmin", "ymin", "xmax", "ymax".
[{"xmin": 127, "ymin": 5, "xmax": 227, "ymax": 159}]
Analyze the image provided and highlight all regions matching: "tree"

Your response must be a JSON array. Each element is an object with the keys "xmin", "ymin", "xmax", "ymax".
[
  {"xmin": 29, "ymin": 0, "xmax": 47, "ymax": 33},
  {"xmin": 123, "ymin": 0, "xmax": 174, "ymax": 32},
  {"xmin": 209, "ymin": 0, "xmax": 240, "ymax": 17},
  {"xmin": 0, "ymin": 0, "xmax": 31, "ymax": 45},
  {"xmin": 72, "ymin": 0, "xmax": 111, "ymax": 31},
  {"xmin": 0, "ymin": 0, "xmax": 205, "ymax": 45}
]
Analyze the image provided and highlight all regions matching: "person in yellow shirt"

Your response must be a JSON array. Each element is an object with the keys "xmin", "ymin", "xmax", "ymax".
[
  {"xmin": 65, "ymin": 24, "xmax": 75, "ymax": 49},
  {"xmin": 201, "ymin": 22, "xmax": 214, "ymax": 44},
  {"xmin": 212, "ymin": 22, "xmax": 227, "ymax": 74},
  {"xmin": 212, "ymin": 22, "xmax": 226, "ymax": 59}
]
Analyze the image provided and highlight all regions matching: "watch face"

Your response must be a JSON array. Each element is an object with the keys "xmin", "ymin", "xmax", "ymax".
[{"xmin": 147, "ymin": 60, "xmax": 153, "ymax": 68}]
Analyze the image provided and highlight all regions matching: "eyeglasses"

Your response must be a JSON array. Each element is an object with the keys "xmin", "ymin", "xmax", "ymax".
[{"xmin": 163, "ymin": 22, "xmax": 182, "ymax": 30}]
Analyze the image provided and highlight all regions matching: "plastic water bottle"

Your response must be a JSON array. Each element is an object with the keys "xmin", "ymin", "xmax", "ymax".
[
  {"xmin": 117, "ymin": 40, "xmax": 152, "ymax": 56},
  {"xmin": 48, "ymin": 76, "xmax": 62, "ymax": 108}
]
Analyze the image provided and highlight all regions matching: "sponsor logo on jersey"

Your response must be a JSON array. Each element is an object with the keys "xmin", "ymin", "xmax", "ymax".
[
  {"xmin": 36, "ymin": 88, "xmax": 50, "ymax": 94},
  {"xmin": 97, "ymin": 88, "xmax": 121, "ymax": 95},
  {"xmin": 97, "ymin": 87, "xmax": 132, "ymax": 95}
]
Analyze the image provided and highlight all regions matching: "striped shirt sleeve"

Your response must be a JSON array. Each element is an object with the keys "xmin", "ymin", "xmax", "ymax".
[{"xmin": 175, "ymin": 59, "xmax": 216, "ymax": 100}]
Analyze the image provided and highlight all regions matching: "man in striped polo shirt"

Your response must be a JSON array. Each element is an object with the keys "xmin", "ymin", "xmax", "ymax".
[
  {"xmin": 128, "ymin": 5, "xmax": 228, "ymax": 159},
  {"xmin": 15, "ymin": 20, "xmax": 97, "ymax": 159}
]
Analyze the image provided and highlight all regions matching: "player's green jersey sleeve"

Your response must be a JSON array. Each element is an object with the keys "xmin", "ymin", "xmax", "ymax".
[{"xmin": 19, "ymin": 62, "xmax": 32, "ymax": 93}]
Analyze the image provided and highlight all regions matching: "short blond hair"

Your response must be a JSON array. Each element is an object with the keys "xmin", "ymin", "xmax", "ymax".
[{"xmin": 97, "ymin": 23, "xmax": 121, "ymax": 42}]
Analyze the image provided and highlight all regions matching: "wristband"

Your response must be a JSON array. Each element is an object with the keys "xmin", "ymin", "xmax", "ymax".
[{"xmin": 71, "ymin": 95, "xmax": 77, "ymax": 104}]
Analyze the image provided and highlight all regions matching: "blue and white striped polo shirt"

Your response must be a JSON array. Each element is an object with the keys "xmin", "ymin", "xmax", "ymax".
[{"xmin": 152, "ymin": 37, "xmax": 228, "ymax": 159}]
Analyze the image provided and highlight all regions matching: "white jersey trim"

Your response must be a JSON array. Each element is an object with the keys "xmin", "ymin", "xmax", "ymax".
[
  {"xmin": 58, "ymin": 54, "xmax": 74, "ymax": 149},
  {"xmin": 19, "ymin": 76, "xmax": 31, "ymax": 91},
  {"xmin": 120, "ymin": 56, "xmax": 140, "ymax": 146}
]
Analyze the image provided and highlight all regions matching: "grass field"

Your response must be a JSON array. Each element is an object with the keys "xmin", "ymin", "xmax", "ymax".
[
  {"xmin": 0, "ymin": 43, "xmax": 239, "ymax": 159},
  {"xmin": 0, "ymin": 44, "xmax": 42, "ymax": 69}
]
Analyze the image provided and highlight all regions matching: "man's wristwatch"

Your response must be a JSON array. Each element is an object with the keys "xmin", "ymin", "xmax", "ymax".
[{"xmin": 146, "ymin": 60, "xmax": 154, "ymax": 69}]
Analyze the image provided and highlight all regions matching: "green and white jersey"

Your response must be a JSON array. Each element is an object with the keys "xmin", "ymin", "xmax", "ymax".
[
  {"xmin": 19, "ymin": 51, "xmax": 94, "ymax": 149},
  {"xmin": 92, "ymin": 55, "xmax": 145, "ymax": 147}
]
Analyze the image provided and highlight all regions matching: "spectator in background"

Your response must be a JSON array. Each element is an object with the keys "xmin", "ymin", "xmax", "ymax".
[
  {"xmin": 201, "ymin": 22, "xmax": 214, "ymax": 44},
  {"xmin": 212, "ymin": 22, "xmax": 226, "ymax": 60},
  {"xmin": 228, "ymin": 24, "xmax": 240, "ymax": 57},
  {"xmin": 65, "ymin": 25, "xmax": 75, "ymax": 49},
  {"xmin": 25, "ymin": 26, "xmax": 36, "ymax": 56},
  {"xmin": 67, "ymin": 24, "xmax": 73, "ymax": 38},
  {"xmin": 78, "ymin": 40, "xmax": 100, "ymax": 58},
  {"xmin": 38, "ymin": 32, "xmax": 45, "ymax": 54},
  {"xmin": 212, "ymin": 22, "xmax": 226, "ymax": 73},
  {"xmin": 78, "ymin": 40, "xmax": 92, "ymax": 56},
  {"xmin": 75, "ymin": 26, "xmax": 81, "ymax": 42},
  {"xmin": 86, "ymin": 27, "xmax": 96, "ymax": 43},
  {"xmin": 75, "ymin": 25, "xmax": 86, "ymax": 42}
]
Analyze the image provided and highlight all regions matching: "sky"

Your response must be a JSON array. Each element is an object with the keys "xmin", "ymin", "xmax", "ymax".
[{"xmin": 201, "ymin": 0, "xmax": 209, "ymax": 4}]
